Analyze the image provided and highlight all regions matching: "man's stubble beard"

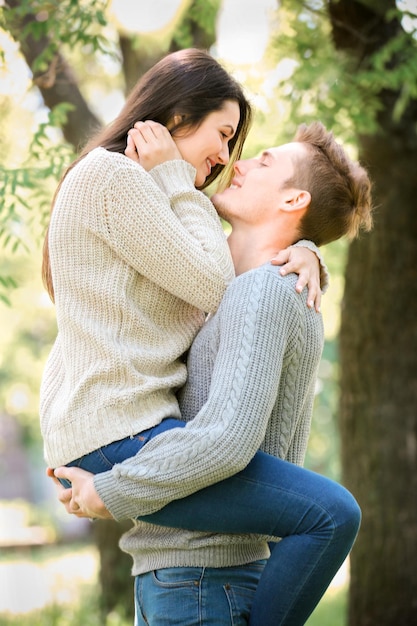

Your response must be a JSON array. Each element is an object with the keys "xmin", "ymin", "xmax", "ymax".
[{"xmin": 211, "ymin": 193, "xmax": 231, "ymax": 222}]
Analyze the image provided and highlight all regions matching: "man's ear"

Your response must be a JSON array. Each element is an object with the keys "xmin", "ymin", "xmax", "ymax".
[{"xmin": 281, "ymin": 189, "xmax": 311, "ymax": 213}]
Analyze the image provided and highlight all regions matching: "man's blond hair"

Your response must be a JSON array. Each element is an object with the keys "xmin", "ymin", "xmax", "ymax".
[{"xmin": 290, "ymin": 122, "xmax": 373, "ymax": 246}]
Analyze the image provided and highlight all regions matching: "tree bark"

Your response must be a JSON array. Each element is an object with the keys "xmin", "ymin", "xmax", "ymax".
[
  {"xmin": 330, "ymin": 1, "xmax": 417, "ymax": 624},
  {"xmin": 4, "ymin": 0, "xmax": 101, "ymax": 150},
  {"xmin": 119, "ymin": 34, "xmax": 165, "ymax": 95},
  {"xmin": 92, "ymin": 519, "xmax": 136, "ymax": 619}
]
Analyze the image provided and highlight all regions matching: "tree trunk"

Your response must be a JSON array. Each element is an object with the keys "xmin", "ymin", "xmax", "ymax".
[
  {"xmin": 4, "ymin": 0, "xmax": 101, "ymax": 150},
  {"xmin": 331, "ymin": 1, "xmax": 417, "ymax": 624},
  {"xmin": 92, "ymin": 519, "xmax": 136, "ymax": 619}
]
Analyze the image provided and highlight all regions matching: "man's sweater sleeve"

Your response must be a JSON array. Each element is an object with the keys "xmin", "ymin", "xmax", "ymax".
[
  {"xmin": 99, "ymin": 154, "xmax": 234, "ymax": 313},
  {"xmin": 94, "ymin": 269, "xmax": 301, "ymax": 520}
]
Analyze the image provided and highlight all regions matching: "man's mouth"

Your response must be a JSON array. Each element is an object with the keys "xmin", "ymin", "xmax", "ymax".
[{"xmin": 229, "ymin": 178, "xmax": 241, "ymax": 189}]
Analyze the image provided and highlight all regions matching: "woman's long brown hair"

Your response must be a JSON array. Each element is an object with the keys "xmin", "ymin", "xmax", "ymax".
[{"xmin": 42, "ymin": 48, "xmax": 253, "ymax": 301}]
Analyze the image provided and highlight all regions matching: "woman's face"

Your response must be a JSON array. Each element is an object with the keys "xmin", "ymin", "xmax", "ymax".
[{"xmin": 173, "ymin": 100, "xmax": 240, "ymax": 187}]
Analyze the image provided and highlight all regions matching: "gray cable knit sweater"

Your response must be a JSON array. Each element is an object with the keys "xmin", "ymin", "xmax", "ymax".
[{"xmin": 94, "ymin": 263, "xmax": 324, "ymax": 575}]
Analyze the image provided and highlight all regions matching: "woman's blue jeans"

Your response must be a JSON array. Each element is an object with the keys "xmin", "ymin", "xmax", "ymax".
[{"xmin": 64, "ymin": 418, "xmax": 361, "ymax": 625}]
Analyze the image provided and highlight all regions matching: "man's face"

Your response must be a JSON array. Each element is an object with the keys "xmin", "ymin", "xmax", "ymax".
[{"xmin": 212, "ymin": 142, "xmax": 307, "ymax": 225}]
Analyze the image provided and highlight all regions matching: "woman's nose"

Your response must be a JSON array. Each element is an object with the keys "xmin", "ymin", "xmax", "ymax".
[{"xmin": 218, "ymin": 143, "xmax": 230, "ymax": 165}]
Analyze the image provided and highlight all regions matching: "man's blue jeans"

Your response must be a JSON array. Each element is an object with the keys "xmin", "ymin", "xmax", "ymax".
[
  {"xmin": 134, "ymin": 562, "xmax": 266, "ymax": 626},
  {"xmin": 64, "ymin": 418, "xmax": 361, "ymax": 625}
]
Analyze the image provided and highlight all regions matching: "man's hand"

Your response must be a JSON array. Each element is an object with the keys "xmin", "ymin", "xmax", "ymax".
[
  {"xmin": 271, "ymin": 246, "xmax": 322, "ymax": 312},
  {"xmin": 46, "ymin": 466, "xmax": 113, "ymax": 520}
]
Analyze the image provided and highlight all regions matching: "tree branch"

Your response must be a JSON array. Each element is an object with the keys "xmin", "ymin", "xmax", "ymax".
[{"xmin": 4, "ymin": 0, "xmax": 102, "ymax": 151}]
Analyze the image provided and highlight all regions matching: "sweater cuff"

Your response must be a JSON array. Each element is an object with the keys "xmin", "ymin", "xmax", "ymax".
[
  {"xmin": 291, "ymin": 239, "xmax": 330, "ymax": 293},
  {"xmin": 149, "ymin": 160, "xmax": 197, "ymax": 198},
  {"xmin": 94, "ymin": 470, "xmax": 140, "ymax": 522}
]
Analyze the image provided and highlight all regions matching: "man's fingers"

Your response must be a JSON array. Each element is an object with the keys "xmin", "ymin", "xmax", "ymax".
[
  {"xmin": 59, "ymin": 487, "xmax": 73, "ymax": 505},
  {"xmin": 53, "ymin": 465, "xmax": 74, "ymax": 482}
]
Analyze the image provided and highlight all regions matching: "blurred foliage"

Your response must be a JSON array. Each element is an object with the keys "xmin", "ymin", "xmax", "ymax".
[
  {"xmin": 0, "ymin": 499, "xmax": 57, "ymax": 545},
  {"xmin": 0, "ymin": 259, "xmax": 56, "ymax": 450},
  {"xmin": 0, "ymin": 104, "xmax": 75, "ymax": 255},
  {"xmin": 3, "ymin": 0, "xmax": 110, "ymax": 72},
  {"xmin": 172, "ymin": 0, "xmax": 221, "ymax": 48},
  {"xmin": 264, "ymin": 0, "xmax": 417, "ymax": 142},
  {"xmin": 0, "ymin": 0, "xmax": 114, "ymax": 298},
  {"xmin": 266, "ymin": 0, "xmax": 374, "ymax": 142}
]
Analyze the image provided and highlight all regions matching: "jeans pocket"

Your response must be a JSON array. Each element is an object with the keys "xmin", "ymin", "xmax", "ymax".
[
  {"xmin": 222, "ymin": 562, "xmax": 265, "ymax": 626},
  {"xmin": 152, "ymin": 567, "xmax": 202, "ymax": 588},
  {"xmin": 136, "ymin": 570, "xmax": 201, "ymax": 626},
  {"xmin": 223, "ymin": 581, "xmax": 257, "ymax": 625}
]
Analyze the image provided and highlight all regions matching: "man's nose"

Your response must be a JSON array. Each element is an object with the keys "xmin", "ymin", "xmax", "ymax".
[{"xmin": 234, "ymin": 158, "xmax": 253, "ymax": 175}]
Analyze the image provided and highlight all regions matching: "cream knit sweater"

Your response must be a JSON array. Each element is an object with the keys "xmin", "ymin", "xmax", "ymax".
[{"xmin": 40, "ymin": 148, "xmax": 235, "ymax": 468}]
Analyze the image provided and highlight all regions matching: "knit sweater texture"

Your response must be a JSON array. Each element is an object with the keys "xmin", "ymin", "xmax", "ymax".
[
  {"xmin": 94, "ymin": 263, "xmax": 325, "ymax": 574},
  {"xmin": 40, "ymin": 147, "xmax": 235, "ymax": 468}
]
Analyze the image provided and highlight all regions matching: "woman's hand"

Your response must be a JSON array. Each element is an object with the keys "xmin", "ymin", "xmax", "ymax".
[
  {"xmin": 124, "ymin": 120, "xmax": 182, "ymax": 171},
  {"xmin": 46, "ymin": 467, "xmax": 113, "ymax": 520},
  {"xmin": 271, "ymin": 246, "xmax": 322, "ymax": 312}
]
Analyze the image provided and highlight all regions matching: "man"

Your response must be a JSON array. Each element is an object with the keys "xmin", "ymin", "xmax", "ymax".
[{"xmin": 52, "ymin": 122, "xmax": 373, "ymax": 625}]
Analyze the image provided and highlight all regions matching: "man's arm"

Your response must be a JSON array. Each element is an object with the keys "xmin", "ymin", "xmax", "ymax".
[{"xmin": 93, "ymin": 268, "xmax": 302, "ymax": 521}]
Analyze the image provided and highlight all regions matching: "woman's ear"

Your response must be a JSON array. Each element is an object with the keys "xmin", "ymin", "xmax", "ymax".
[{"xmin": 167, "ymin": 114, "xmax": 184, "ymax": 131}]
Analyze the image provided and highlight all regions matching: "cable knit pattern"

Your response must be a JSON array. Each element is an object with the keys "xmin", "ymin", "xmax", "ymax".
[
  {"xmin": 94, "ymin": 264, "xmax": 325, "ymax": 575},
  {"xmin": 40, "ymin": 148, "xmax": 235, "ymax": 468},
  {"xmin": 277, "ymin": 312, "xmax": 306, "ymax": 457}
]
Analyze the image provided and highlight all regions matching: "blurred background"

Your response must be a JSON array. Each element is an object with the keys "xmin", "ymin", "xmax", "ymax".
[{"xmin": 0, "ymin": 1, "xmax": 416, "ymax": 625}]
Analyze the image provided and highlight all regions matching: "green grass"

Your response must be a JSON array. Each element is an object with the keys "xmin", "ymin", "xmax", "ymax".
[
  {"xmin": 0, "ymin": 598, "xmax": 130, "ymax": 626},
  {"xmin": 306, "ymin": 587, "xmax": 347, "ymax": 626}
]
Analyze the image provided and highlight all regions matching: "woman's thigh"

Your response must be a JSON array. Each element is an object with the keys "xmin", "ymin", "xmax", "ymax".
[
  {"xmin": 59, "ymin": 418, "xmax": 185, "ymax": 487},
  {"xmin": 139, "ymin": 450, "xmax": 354, "ymax": 538},
  {"xmin": 135, "ymin": 562, "xmax": 265, "ymax": 626}
]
